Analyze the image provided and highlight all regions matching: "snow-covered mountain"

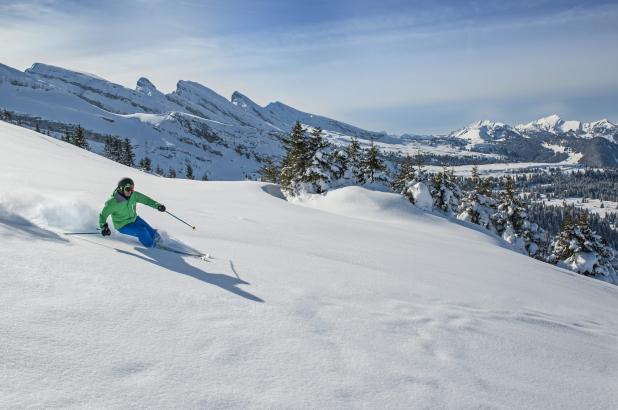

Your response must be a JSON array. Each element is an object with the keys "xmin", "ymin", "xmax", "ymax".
[
  {"xmin": 2, "ymin": 120, "xmax": 618, "ymax": 408},
  {"xmin": 2, "ymin": 62, "xmax": 618, "ymax": 175},
  {"xmin": 0, "ymin": 62, "xmax": 396, "ymax": 180},
  {"xmin": 450, "ymin": 114, "xmax": 618, "ymax": 165},
  {"xmin": 452, "ymin": 120, "xmax": 515, "ymax": 149},
  {"xmin": 516, "ymin": 114, "xmax": 618, "ymax": 141},
  {"xmin": 517, "ymin": 114, "xmax": 582, "ymax": 134}
]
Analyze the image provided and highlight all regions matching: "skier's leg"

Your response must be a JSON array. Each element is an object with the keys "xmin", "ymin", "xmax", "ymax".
[
  {"xmin": 135, "ymin": 216, "xmax": 159, "ymax": 244},
  {"xmin": 118, "ymin": 219, "xmax": 155, "ymax": 248}
]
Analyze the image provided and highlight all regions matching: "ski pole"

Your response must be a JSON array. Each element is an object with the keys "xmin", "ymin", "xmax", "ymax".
[
  {"xmin": 63, "ymin": 231, "xmax": 101, "ymax": 235},
  {"xmin": 166, "ymin": 210, "xmax": 196, "ymax": 230}
]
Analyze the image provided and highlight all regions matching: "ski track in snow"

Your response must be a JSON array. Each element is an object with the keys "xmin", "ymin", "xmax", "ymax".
[{"xmin": 1, "ymin": 121, "xmax": 618, "ymax": 409}]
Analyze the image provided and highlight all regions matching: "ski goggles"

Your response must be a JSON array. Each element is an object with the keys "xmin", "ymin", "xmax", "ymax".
[{"xmin": 122, "ymin": 184, "xmax": 134, "ymax": 192}]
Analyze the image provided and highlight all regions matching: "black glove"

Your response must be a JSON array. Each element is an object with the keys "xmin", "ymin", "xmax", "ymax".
[
  {"xmin": 157, "ymin": 204, "xmax": 166, "ymax": 212},
  {"xmin": 101, "ymin": 223, "xmax": 111, "ymax": 236}
]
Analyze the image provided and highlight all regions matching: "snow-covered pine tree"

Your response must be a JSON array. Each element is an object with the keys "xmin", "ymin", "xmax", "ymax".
[
  {"xmin": 302, "ymin": 127, "xmax": 332, "ymax": 193},
  {"xmin": 185, "ymin": 163, "xmax": 194, "ymax": 180},
  {"xmin": 346, "ymin": 137, "xmax": 365, "ymax": 185},
  {"xmin": 35, "ymin": 123, "xmax": 41, "ymax": 133},
  {"xmin": 361, "ymin": 140, "xmax": 387, "ymax": 184},
  {"xmin": 103, "ymin": 137, "xmax": 114, "ymax": 160},
  {"xmin": 201, "ymin": 172, "xmax": 209, "ymax": 181},
  {"xmin": 391, "ymin": 154, "xmax": 415, "ymax": 194},
  {"xmin": 279, "ymin": 121, "xmax": 309, "ymax": 197},
  {"xmin": 549, "ymin": 214, "xmax": 616, "ymax": 278},
  {"xmin": 138, "ymin": 157, "xmax": 152, "ymax": 172},
  {"xmin": 430, "ymin": 167, "xmax": 462, "ymax": 216},
  {"xmin": 401, "ymin": 151, "xmax": 432, "ymax": 207},
  {"xmin": 61, "ymin": 129, "xmax": 72, "ymax": 144},
  {"xmin": 72, "ymin": 125, "xmax": 90, "ymax": 150},
  {"xmin": 492, "ymin": 175, "xmax": 545, "ymax": 257},
  {"xmin": 257, "ymin": 157, "xmax": 279, "ymax": 183},
  {"xmin": 328, "ymin": 147, "xmax": 349, "ymax": 182},
  {"xmin": 109, "ymin": 137, "xmax": 124, "ymax": 164},
  {"xmin": 155, "ymin": 165, "xmax": 164, "ymax": 176},
  {"xmin": 457, "ymin": 166, "xmax": 497, "ymax": 230},
  {"xmin": 168, "ymin": 168, "xmax": 177, "ymax": 178},
  {"xmin": 3, "ymin": 109, "xmax": 12, "ymax": 123},
  {"xmin": 121, "ymin": 138, "xmax": 135, "ymax": 167}
]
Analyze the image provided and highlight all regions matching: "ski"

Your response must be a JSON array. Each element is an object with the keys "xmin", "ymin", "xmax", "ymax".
[{"xmin": 155, "ymin": 244, "xmax": 212, "ymax": 261}]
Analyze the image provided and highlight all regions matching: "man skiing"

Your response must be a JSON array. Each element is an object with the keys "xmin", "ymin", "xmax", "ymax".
[{"xmin": 99, "ymin": 177, "xmax": 166, "ymax": 247}]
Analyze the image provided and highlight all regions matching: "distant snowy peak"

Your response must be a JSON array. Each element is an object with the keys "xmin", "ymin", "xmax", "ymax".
[
  {"xmin": 583, "ymin": 119, "xmax": 617, "ymax": 141},
  {"xmin": 230, "ymin": 91, "xmax": 253, "ymax": 109},
  {"xmin": 467, "ymin": 119, "xmax": 509, "ymax": 130},
  {"xmin": 514, "ymin": 115, "xmax": 616, "ymax": 141},
  {"xmin": 168, "ymin": 81, "xmax": 278, "ymax": 130},
  {"xmin": 25, "ymin": 63, "xmax": 172, "ymax": 115},
  {"xmin": 264, "ymin": 101, "xmax": 386, "ymax": 140},
  {"xmin": 585, "ymin": 118, "xmax": 616, "ymax": 133},
  {"xmin": 452, "ymin": 119, "xmax": 514, "ymax": 148},
  {"xmin": 135, "ymin": 77, "xmax": 161, "ymax": 97},
  {"xmin": 516, "ymin": 114, "xmax": 582, "ymax": 134},
  {"xmin": 0, "ymin": 63, "xmax": 50, "ymax": 89},
  {"xmin": 174, "ymin": 80, "xmax": 229, "ymax": 104},
  {"xmin": 231, "ymin": 91, "xmax": 283, "ymax": 130},
  {"xmin": 27, "ymin": 62, "xmax": 107, "ymax": 83}
]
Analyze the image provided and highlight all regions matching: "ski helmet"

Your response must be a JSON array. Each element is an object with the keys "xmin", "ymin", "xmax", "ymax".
[{"xmin": 117, "ymin": 177, "xmax": 134, "ymax": 192}]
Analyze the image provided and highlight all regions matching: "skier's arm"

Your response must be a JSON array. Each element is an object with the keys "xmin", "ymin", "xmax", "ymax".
[
  {"xmin": 98, "ymin": 202, "xmax": 113, "ymax": 228},
  {"xmin": 133, "ymin": 191, "xmax": 161, "ymax": 209}
]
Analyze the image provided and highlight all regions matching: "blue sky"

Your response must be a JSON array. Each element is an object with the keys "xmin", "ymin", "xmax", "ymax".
[{"xmin": 1, "ymin": 0, "xmax": 617, "ymax": 134}]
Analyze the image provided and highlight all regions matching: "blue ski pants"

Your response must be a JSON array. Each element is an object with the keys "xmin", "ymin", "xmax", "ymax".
[{"xmin": 118, "ymin": 216, "xmax": 158, "ymax": 247}]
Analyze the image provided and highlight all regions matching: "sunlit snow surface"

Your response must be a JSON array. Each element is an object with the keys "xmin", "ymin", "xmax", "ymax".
[{"xmin": 1, "ymin": 121, "xmax": 618, "ymax": 409}]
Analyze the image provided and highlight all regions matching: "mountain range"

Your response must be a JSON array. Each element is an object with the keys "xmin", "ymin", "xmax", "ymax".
[{"xmin": 1, "ymin": 62, "xmax": 617, "ymax": 179}]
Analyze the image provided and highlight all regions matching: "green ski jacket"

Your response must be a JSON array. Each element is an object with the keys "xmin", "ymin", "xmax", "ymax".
[{"xmin": 99, "ymin": 190, "xmax": 161, "ymax": 229}]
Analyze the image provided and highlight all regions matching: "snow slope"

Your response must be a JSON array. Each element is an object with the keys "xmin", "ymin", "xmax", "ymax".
[{"xmin": 1, "ymin": 121, "xmax": 618, "ymax": 409}]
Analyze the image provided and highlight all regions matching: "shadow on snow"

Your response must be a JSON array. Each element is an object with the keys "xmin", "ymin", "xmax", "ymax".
[{"xmin": 115, "ymin": 247, "xmax": 264, "ymax": 303}]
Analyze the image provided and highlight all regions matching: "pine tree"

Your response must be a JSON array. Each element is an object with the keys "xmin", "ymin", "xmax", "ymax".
[
  {"xmin": 112, "ymin": 138, "xmax": 123, "ymax": 162},
  {"xmin": 303, "ymin": 127, "xmax": 332, "ymax": 193},
  {"xmin": 121, "ymin": 138, "xmax": 135, "ymax": 166},
  {"xmin": 72, "ymin": 125, "xmax": 90, "ymax": 150},
  {"xmin": 414, "ymin": 151, "xmax": 426, "ymax": 181},
  {"xmin": 346, "ymin": 137, "xmax": 365, "ymax": 184},
  {"xmin": 168, "ymin": 168, "xmax": 177, "ymax": 178},
  {"xmin": 401, "ymin": 151, "xmax": 430, "ymax": 205},
  {"xmin": 457, "ymin": 166, "xmax": 497, "ymax": 230},
  {"xmin": 391, "ymin": 154, "xmax": 415, "ymax": 193},
  {"xmin": 279, "ymin": 121, "xmax": 309, "ymax": 197},
  {"xmin": 328, "ymin": 148, "xmax": 349, "ymax": 181},
  {"xmin": 186, "ymin": 163, "xmax": 194, "ymax": 180},
  {"xmin": 549, "ymin": 214, "xmax": 616, "ymax": 277},
  {"xmin": 361, "ymin": 140, "xmax": 387, "ymax": 184},
  {"xmin": 61, "ymin": 129, "xmax": 72, "ymax": 144},
  {"xmin": 430, "ymin": 167, "xmax": 462, "ymax": 215},
  {"xmin": 550, "ymin": 215, "xmax": 576, "ymax": 261},
  {"xmin": 201, "ymin": 172, "xmax": 209, "ymax": 181},
  {"xmin": 257, "ymin": 157, "xmax": 279, "ymax": 183},
  {"xmin": 3, "ymin": 109, "xmax": 12, "ymax": 123},
  {"xmin": 35, "ymin": 123, "xmax": 41, "ymax": 133},
  {"xmin": 103, "ymin": 137, "xmax": 114, "ymax": 159},
  {"xmin": 138, "ymin": 157, "xmax": 152, "ymax": 172},
  {"xmin": 155, "ymin": 165, "xmax": 164, "ymax": 176},
  {"xmin": 492, "ymin": 175, "xmax": 545, "ymax": 257}
]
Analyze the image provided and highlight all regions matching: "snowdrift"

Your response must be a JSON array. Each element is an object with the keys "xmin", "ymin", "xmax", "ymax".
[{"xmin": 1, "ymin": 121, "xmax": 618, "ymax": 409}]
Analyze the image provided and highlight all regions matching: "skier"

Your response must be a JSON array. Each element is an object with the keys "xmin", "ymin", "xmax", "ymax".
[{"xmin": 99, "ymin": 177, "xmax": 166, "ymax": 247}]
